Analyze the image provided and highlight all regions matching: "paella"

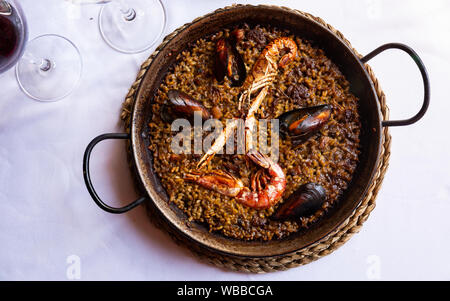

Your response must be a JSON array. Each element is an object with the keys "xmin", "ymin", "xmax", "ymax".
[{"xmin": 147, "ymin": 24, "xmax": 361, "ymax": 241}]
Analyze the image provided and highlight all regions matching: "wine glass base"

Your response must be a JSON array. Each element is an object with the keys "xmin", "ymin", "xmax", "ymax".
[
  {"xmin": 16, "ymin": 34, "xmax": 82, "ymax": 102},
  {"xmin": 98, "ymin": 0, "xmax": 166, "ymax": 54}
]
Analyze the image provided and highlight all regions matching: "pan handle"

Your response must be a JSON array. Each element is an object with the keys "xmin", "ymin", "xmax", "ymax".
[
  {"xmin": 83, "ymin": 133, "xmax": 146, "ymax": 214},
  {"xmin": 361, "ymin": 43, "xmax": 430, "ymax": 127}
]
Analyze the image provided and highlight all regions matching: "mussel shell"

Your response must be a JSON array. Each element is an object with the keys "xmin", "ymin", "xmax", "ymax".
[
  {"xmin": 272, "ymin": 183, "xmax": 326, "ymax": 220},
  {"xmin": 278, "ymin": 104, "xmax": 331, "ymax": 144},
  {"xmin": 214, "ymin": 38, "xmax": 246, "ymax": 87},
  {"xmin": 161, "ymin": 90, "xmax": 211, "ymax": 122},
  {"xmin": 214, "ymin": 39, "xmax": 228, "ymax": 83}
]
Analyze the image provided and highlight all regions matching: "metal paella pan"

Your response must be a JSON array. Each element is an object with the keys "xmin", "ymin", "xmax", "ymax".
[{"xmin": 83, "ymin": 5, "xmax": 429, "ymax": 258}]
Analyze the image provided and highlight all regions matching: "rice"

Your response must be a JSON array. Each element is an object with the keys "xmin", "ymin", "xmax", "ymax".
[{"xmin": 147, "ymin": 24, "xmax": 361, "ymax": 241}]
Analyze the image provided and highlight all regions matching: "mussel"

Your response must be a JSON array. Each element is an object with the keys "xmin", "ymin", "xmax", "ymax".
[
  {"xmin": 161, "ymin": 89, "xmax": 211, "ymax": 123},
  {"xmin": 278, "ymin": 104, "xmax": 331, "ymax": 145},
  {"xmin": 214, "ymin": 36, "xmax": 246, "ymax": 87},
  {"xmin": 272, "ymin": 183, "xmax": 326, "ymax": 220}
]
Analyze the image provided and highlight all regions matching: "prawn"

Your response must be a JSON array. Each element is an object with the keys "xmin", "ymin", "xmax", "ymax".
[
  {"xmin": 185, "ymin": 150, "xmax": 286, "ymax": 209},
  {"xmin": 196, "ymin": 37, "xmax": 298, "ymax": 169}
]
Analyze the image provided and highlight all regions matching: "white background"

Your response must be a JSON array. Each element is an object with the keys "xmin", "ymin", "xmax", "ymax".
[{"xmin": 1, "ymin": 0, "xmax": 449, "ymax": 280}]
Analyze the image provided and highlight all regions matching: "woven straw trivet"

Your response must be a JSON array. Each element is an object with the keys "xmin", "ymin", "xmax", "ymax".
[{"xmin": 119, "ymin": 5, "xmax": 391, "ymax": 273}]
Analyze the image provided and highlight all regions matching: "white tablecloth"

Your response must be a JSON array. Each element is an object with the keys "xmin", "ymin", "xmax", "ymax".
[{"xmin": 1, "ymin": 0, "xmax": 449, "ymax": 280}]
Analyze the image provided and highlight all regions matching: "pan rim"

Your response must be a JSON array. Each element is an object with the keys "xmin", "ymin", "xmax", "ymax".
[{"xmin": 129, "ymin": 4, "xmax": 383, "ymax": 258}]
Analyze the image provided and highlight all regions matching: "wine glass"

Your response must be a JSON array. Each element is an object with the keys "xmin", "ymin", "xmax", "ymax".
[
  {"xmin": 0, "ymin": 0, "xmax": 82, "ymax": 102},
  {"xmin": 72, "ymin": 0, "xmax": 166, "ymax": 54},
  {"xmin": 0, "ymin": 0, "xmax": 27, "ymax": 73}
]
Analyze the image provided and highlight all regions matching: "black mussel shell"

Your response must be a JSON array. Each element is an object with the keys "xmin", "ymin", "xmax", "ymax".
[
  {"xmin": 214, "ymin": 37, "xmax": 246, "ymax": 87},
  {"xmin": 278, "ymin": 104, "xmax": 331, "ymax": 144},
  {"xmin": 214, "ymin": 39, "xmax": 228, "ymax": 83},
  {"xmin": 161, "ymin": 90, "xmax": 211, "ymax": 123},
  {"xmin": 272, "ymin": 183, "xmax": 327, "ymax": 220}
]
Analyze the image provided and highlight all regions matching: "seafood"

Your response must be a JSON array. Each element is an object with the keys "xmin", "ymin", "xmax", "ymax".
[
  {"xmin": 197, "ymin": 37, "xmax": 298, "ymax": 169},
  {"xmin": 214, "ymin": 36, "xmax": 246, "ymax": 87},
  {"xmin": 196, "ymin": 118, "xmax": 239, "ymax": 169},
  {"xmin": 184, "ymin": 169, "xmax": 244, "ymax": 197},
  {"xmin": 278, "ymin": 104, "xmax": 331, "ymax": 145},
  {"xmin": 161, "ymin": 89, "xmax": 211, "ymax": 123},
  {"xmin": 185, "ymin": 149, "xmax": 286, "ymax": 209},
  {"xmin": 149, "ymin": 24, "xmax": 362, "ymax": 240},
  {"xmin": 272, "ymin": 183, "xmax": 327, "ymax": 220},
  {"xmin": 238, "ymin": 37, "xmax": 298, "ymax": 110}
]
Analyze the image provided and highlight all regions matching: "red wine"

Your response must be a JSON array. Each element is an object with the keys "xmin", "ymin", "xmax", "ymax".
[
  {"xmin": 0, "ymin": 4, "xmax": 26, "ymax": 73},
  {"xmin": 0, "ymin": 14, "xmax": 18, "ymax": 65}
]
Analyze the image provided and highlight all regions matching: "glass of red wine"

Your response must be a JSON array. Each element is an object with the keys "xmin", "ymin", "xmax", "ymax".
[
  {"xmin": 0, "ymin": 0, "xmax": 82, "ymax": 102},
  {"xmin": 0, "ymin": 0, "xmax": 26, "ymax": 73},
  {"xmin": 72, "ymin": 0, "xmax": 166, "ymax": 54}
]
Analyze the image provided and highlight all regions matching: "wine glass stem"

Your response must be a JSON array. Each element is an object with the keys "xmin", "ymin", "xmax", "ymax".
[
  {"xmin": 114, "ymin": 0, "xmax": 136, "ymax": 21},
  {"xmin": 23, "ymin": 52, "xmax": 52, "ymax": 72},
  {"xmin": 73, "ymin": 1, "xmax": 136, "ymax": 21}
]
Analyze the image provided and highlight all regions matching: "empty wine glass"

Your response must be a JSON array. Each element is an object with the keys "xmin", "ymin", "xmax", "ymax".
[
  {"xmin": 72, "ymin": 0, "xmax": 166, "ymax": 54},
  {"xmin": 0, "ymin": 0, "xmax": 82, "ymax": 102}
]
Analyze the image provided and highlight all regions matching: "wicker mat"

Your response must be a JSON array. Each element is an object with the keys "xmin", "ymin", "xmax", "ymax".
[{"xmin": 119, "ymin": 5, "xmax": 391, "ymax": 273}]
